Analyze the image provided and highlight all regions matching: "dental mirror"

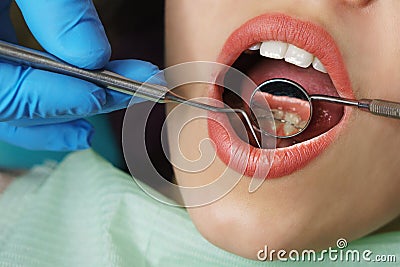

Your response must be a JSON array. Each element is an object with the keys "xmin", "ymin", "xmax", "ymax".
[
  {"xmin": 250, "ymin": 79, "xmax": 312, "ymax": 139},
  {"xmin": 250, "ymin": 78, "xmax": 400, "ymax": 139}
]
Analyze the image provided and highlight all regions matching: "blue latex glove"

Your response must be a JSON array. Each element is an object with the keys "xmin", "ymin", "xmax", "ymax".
[{"xmin": 0, "ymin": 0, "xmax": 163, "ymax": 151}]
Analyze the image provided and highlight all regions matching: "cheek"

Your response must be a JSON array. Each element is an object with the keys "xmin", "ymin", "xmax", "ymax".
[
  {"xmin": 333, "ymin": 2, "xmax": 400, "ymax": 99},
  {"xmin": 165, "ymin": 0, "xmax": 221, "ymax": 64},
  {"xmin": 165, "ymin": 0, "xmax": 271, "ymax": 65},
  {"xmin": 166, "ymin": 96, "xmax": 225, "ymax": 188}
]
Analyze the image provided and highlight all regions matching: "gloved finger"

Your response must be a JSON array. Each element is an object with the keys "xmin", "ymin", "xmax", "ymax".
[
  {"xmin": 0, "ymin": 119, "xmax": 94, "ymax": 151},
  {"xmin": 0, "ymin": 0, "xmax": 17, "ymax": 43},
  {"xmin": 15, "ymin": 0, "xmax": 110, "ymax": 69},
  {"xmin": 0, "ymin": 62, "xmax": 106, "ymax": 121},
  {"xmin": 100, "ymin": 59, "xmax": 166, "ymax": 113},
  {"xmin": 9, "ymin": 117, "xmax": 84, "ymax": 127}
]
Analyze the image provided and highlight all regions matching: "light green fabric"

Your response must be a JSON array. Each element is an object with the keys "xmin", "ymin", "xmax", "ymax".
[{"xmin": 0, "ymin": 150, "xmax": 399, "ymax": 267}]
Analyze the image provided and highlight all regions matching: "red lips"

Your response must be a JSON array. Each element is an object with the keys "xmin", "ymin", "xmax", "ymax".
[{"xmin": 208, "ymin": 14, "xmax": 353, "ymax": 178}]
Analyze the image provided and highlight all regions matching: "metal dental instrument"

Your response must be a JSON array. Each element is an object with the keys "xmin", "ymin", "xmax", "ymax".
[
  {"xmin": 0, "ymin": 40, "xmax": 263, "ymax": 147},
  {"xmin": 250, "ymin": 78, "xmax": 400, "ymax": 139}
]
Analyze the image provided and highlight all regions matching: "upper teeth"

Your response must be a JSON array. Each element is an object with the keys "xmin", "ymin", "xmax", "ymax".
[{"xmin": 251, "ymin": 41, "xmax": 327, "ymax": 73}]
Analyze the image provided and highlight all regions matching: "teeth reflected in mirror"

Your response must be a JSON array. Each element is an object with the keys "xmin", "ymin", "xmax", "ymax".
[{"xmin": 249, "ymin": 79, "xmax": 312, "ymax": 138}]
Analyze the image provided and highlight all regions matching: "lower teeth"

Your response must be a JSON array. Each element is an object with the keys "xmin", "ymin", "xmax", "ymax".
[
  {"xmin": 256, "ymin": 108, "xmax": 306, "ymax": 137},
  {"xmin": 276, "ymin": 110, "xmax": 305, "ymax": 136}
]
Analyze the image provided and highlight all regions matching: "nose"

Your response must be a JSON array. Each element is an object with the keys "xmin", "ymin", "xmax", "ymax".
[{"xmin": 340, "ymin": 0, "xmax": 373, "ymax": 7}]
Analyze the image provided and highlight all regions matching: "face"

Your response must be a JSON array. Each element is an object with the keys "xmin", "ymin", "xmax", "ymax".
[{"xmin": 165, "ymin": 0, "xmax": 400, "ymax": 259}]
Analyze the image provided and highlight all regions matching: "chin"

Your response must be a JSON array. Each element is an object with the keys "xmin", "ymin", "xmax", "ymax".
[{"xmin": 185, "ymin": 175, "xmax": 353, "ymax": 260}]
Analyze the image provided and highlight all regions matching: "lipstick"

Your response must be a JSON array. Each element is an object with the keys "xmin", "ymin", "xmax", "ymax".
[{"xmin": 208, "ymin": 13, "xmax": 353, "ymax": 178}]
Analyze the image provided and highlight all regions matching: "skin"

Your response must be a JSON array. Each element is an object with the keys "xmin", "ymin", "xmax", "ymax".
[{"xmin": 165, "ymin": 0, "xmax": 400, "ymax": 259}]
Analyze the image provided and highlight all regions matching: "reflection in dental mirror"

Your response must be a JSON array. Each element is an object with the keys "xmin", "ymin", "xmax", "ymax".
[
  {"xmin": 250, "ymin": 79, "xmax": 312, "ymax": 138},
  {"xmin": 250, "ymin": 78, "xmax": 400, "ymax": 139}
]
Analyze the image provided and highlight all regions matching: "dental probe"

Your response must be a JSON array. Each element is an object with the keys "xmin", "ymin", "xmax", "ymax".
[
  {"xmin": 251, "ymin": 78, "xmax": 400, "ymax": 139},
  {"xmin": 0, "ymin": 40, "xmax": 262, "ymax": 147},
  {"xmin": 310, "ymin": 95, "xmax": 400, "ymax": 119}
]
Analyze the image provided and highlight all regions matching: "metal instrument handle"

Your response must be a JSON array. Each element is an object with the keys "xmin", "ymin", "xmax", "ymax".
[
  {"xmin": 312, "ymin": 95, "xmax": 400, "ymax": 120},
  {"xmin": 0, "ymin": 40, "xmax": 169, "ymax": 102},
  {"xmin": 364, "ymin": 99, "xmax": 400, "ymax": 119},
  {"xmin": 0, "ymin": 40, "xmax": 263, "ymax": 146}
]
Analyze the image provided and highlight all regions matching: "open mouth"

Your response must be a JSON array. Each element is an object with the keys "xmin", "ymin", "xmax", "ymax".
[
  {"xmin": 208, "ymin": 13, "xmax": 353, "ymax": 178},
  {"xmin": 225, "ymin": 44, "xmax": 344, "ymax": 148}
]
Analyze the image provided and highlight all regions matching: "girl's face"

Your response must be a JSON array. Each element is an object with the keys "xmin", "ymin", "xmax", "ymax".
[{"xmin": 165, "ymin": 0, "xmax": 400, "ymax": 259}]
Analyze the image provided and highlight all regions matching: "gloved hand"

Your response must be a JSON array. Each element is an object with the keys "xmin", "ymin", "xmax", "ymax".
[{"xmin": 0, "ymin": 0, "xmax": 163, "ymax": 151}]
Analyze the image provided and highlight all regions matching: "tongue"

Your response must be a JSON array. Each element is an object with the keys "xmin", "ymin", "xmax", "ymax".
[
  {"xmin": 241, "ymin": 58, "xmax": 344, "ymax": 146},
  {"xmin": 246, "ymin": 58, "xmax": 339, "ymax": 95}
]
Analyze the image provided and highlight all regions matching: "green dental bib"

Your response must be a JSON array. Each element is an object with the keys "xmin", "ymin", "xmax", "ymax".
[{"xmin": 0, "ymin": 150, "xmax": 399, "ymax": 266}]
